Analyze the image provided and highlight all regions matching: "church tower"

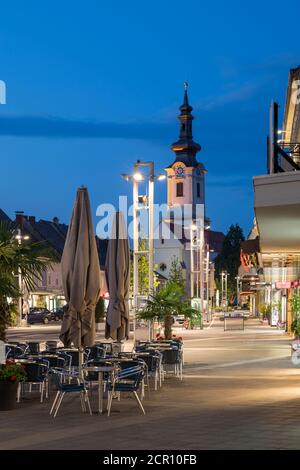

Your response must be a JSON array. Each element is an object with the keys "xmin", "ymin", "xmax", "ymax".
[{"xmin": 166, "ymin": 82, "xmax": 206, "ymax": 218}]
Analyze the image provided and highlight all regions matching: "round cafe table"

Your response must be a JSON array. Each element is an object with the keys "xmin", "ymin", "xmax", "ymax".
[{"xmin": 83, "ymin": 365, "xmax": 115, "ymax": 415}]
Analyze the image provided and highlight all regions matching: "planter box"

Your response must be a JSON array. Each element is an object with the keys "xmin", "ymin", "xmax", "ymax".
[{"xmin": 0, "ymin": 382, "xmax": 18, "ymax": 411}]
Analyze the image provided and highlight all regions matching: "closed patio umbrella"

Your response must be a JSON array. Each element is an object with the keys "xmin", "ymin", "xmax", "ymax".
[
  {"xmin": 60, "ymin": 187, "xmax": 101, "ymax": 368},
  {"xmin": 105, "ymin": 211, "xmax": 130, "ymax": 342}
]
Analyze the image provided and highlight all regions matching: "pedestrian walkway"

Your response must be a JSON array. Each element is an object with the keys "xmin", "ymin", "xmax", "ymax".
[{"xmin": 2, "ymin": 316, "xmax": 299, "ymax": 450}]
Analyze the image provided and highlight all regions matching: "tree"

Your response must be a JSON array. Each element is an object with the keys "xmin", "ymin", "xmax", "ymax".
[
  {"xmin": 0, "ymin": 222, "xmax": 55, "ymax": 341},
  {"xmin": 214, "ymin": 224, "xmax": 245, "ymax": 299},
  {"xmin": 95, "ymin": 296, "xmax": 105, "ymax": 323},
  {"xmin": 168, "ymin": 256, "xmax": 185, "ymax": 288},
  {"xmin": 137, "ymin": 257, "xmax": 196, "ymax": 339},
  {"xmin": 137, "ymin": 281, "xmax": 197, "ymax": 339},
  {"xmin": 130, "ymin": 238, "xmax": 160, "ymax": 295}
]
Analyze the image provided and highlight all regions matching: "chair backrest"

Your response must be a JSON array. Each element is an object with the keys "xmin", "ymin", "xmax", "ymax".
[
  {"xmin": 57, "ymin": 352, "xmax": 72, "ymax": 369},
  {"xmin": 27, "ymin": 342, "xmax": 40, "ymax": 354},
  {"xmin": 95, "ymin": 342, "xmax": 113, "ymax": 354},
  {"xmin": 137, "ymin": 354, "xmax": 157, "ymax": 372},
  {"xmin": 58, "ymin": 350, "xmax": 79, "ymax": 367},
  {"xmin": 45, "ymin": 341, "xmax": 58, "ymax": 352},
  {"xmin": 5, "ymin": 344, "xmax": 24, "ymax": 359},
  {"xmin": 135, "ymin": 345, "xmax": 147, "ymax": 352},
  {"xmin": 23, "ymin": 362, "xmax": 48, "ymax": 382},
  {"xmin": 161, "ymin": 348, "xmax": 180, "ymax": 364},
  {"xmin": 116, "ymin": 365, "xmax": 145, "ymax": 391},
  {"xmin": 50, "ymin": 370, "xmax": 64, "ymax": 391},
  {"xmin": 40, "ymin": 355, "xmax": 65, "ymax": 369},
  {"xmin": 119, "ymin": 360, "xmax": 141, "ymax": 371},
  {"xmin": 87, "ymin": 346, "xmax": 106, "ymax": 361}
]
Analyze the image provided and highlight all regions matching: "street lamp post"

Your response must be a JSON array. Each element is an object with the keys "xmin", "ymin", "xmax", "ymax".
[
  {"xmin": 190, "ymin": 225, "xmax": 195, "ymax": 300},
  {"xmin": 122, "ymin": 161, "xmax": 166, "ymax": 342},
  {"xmin": 190, "ymin": 221, "xmax": 205, "ymax": 323},
  {"xmin": 221, "ymin": 271, "xmax": 228, "ymax": 311},
  {"xmin": 221, "ymin": 271, "xmax": 224, "ymax": 309},
  {"xmin": 205, "ymin": 245, "xmax": 214, "ymax": 321},
  {"xmin": 15, "ymin": 228, "xmax": 30, "ymax": 326},
  {"xmin": 225, "ymin": 271, "xmax": 228, "ymax": 310},
  {"xmin": 236, "ymin": 276, "xmax": 240, "ymax": 307}
]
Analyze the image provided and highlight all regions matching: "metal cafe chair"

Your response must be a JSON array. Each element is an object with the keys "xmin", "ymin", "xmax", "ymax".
[
  {"xmin": 50, "ymin": 370, "xmax": 92, "ymax": 418},
  {"xmin": 17, "ymin": 361, "xmax": 49, "ymax": 403},
  {"xmin": 161, "ymin": 347, "xmax": 183, "ymax": 380},
  {"xmin": 107, "ymin": 365, "xmax": 146, "ymax": 416},
  {"xmin": 137, "ymin": 352, "xmax": 161, "ymax": 391}
]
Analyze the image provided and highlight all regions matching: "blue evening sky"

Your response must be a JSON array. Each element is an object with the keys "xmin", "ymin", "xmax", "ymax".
[{"xmin": 0, "ymin": 0, "xmax": 299, "ymax": 236}]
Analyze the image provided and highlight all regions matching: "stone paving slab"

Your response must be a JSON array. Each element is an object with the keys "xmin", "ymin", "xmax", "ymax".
[{"xmin": 2, "ymin": 318, "xmax": 300, "ymax": 450}]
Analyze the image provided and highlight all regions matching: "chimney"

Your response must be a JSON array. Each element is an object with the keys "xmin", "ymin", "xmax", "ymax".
[
  {"xmin": 53, "ymin": 217, "xmax": 59, "ymax": 225},
  {"xmin": 15, "ymin": 211, "xmax": 25, "ymax": 227},
  {"xmin": 28, "ymin": 216, "xmax": 36, "ymax": 224}
]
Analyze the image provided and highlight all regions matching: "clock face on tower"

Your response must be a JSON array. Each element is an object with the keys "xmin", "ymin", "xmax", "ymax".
[{"xmin": 174, "ymin": 165, "xmax": 185, "ymax": 178}]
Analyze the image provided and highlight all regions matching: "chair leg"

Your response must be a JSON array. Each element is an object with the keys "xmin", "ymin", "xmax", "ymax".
[
  {"xmin": 53, "ymin": 392, "xmax": 65, "ymax": 418},
  {"xmin": 80, "ymin": 392, "xmax": 86, "ymax": 412},
  {"xmin": 17, "ymin": 383, "xmax": 21, "ymax": 403},
  {"xmin": 50, "ymin": 391, "xmax": 60, "ymax": 415},
  {"xmin": 107, "ymin": 391, "xmax": 113, "ymax": 417},
  {"xmin": 40, "ymin": 382, "xmax": 44, "ymax": 403},
  {"xmin": 85, "ymin": 390, "xmax": 92, "ymax": 416},
  {"xmin": 133, "ymin": 391, "xmax": 146, "ymax": 415},
  {"xmin": 141, "ymin": 379, "xmax": 145, "ymax": 401}
]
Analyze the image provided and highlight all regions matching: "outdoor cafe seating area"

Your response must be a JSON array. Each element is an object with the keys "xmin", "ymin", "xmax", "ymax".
[{"xmin": 5, "ymin": 338, "xmax": 184, "ymax": 418}]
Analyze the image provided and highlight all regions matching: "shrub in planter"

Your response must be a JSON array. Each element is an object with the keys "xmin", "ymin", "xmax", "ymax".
[
  {"xmin": 95, "ymin": 296, "xmax": 105, "ymax": 332},
  {"xmin": 0, "ymin": 361, "xmax": 26, "ymax": 411},
  {"xmin": 260, "ymin": 304, "xmax": 272, "ymax": 324}
]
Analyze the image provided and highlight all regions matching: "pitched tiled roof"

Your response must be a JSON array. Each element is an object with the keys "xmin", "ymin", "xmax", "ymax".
[
  {"xmin": 204, "ymin": 230, "xmax": 225, "ymax": 254},
  {"xmin": 14, "ymin": 215, "xmax": 108, "ymax": 268},
  {"xmin": 0, "ymin": 208, "xmax": 11, "ymax": 222},
  {"xmin": 164, "ymin": 220, "xmax": 224, "ymax": 254}
]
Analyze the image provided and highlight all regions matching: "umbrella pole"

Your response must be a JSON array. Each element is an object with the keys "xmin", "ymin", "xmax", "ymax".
[{"xmin": 79, "ymin": 347, "xmax": 84, "ymax": 380}]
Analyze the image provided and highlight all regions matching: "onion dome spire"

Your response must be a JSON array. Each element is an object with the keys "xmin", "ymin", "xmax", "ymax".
[{"xmin": 170, "ymin": 82, "xmax": 201, "ymax": 165}]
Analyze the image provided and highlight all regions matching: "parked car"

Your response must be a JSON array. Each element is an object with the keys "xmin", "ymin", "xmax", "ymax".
[
  {"xmin": 172, "ymin": 315, "xmax": 185, "ymax": 325},
  {"xmin": 51, "ymin": 308, "xmax": 64, "ymax": 322},
  {"xmin": 27, "ymin": 308, "xmax": 53, "ymax": 325}
]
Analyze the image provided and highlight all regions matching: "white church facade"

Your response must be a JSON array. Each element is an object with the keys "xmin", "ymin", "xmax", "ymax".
[{"xmin": 154, "ymin": 84, "xmax": 224, "ymax": 307}]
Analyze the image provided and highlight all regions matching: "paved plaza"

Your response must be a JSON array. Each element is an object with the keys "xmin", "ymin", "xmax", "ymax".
[{"xmin": 1, "ymin": 317, "xmax": 300, "ymax": 450}]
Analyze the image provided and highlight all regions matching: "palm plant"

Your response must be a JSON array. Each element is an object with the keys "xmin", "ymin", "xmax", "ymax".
[
  {"xmin": 137, "ymin": 281, "xmax": 197, "ymax": 339},
  {"xmin": 0, "ymin": 222, "xmax": 56, "ymax": 341}
]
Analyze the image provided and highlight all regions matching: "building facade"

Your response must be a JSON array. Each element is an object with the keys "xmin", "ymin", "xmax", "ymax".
[
  {"xmin": 14, "ymin": 212, "xmax": 108, "ymax": 312},
  {"xmin": 240, "ymin": 66, "xmax": 300, "ymax": 329},
  {"xmin": 155, "ymin": 84, "xmax": 224, "ymax": 310}
]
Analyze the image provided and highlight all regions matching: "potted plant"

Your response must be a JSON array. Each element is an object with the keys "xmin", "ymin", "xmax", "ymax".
[
  {"xmin": 260, "ymin": 304, "xmax": 272, "ymax": 324},
  {"xmin": 291, "ymin": 293, "xmax": 300, "ymax": 338},
  {"xmin": 137, "ymin": 282, "xmax": 197, "ymax": 340},
  {"xmin": 0, "ymin": 360, "xmax": 26, "ymax": 410},
  {"xmin": 95, "ymin": 296, "xmax": 105, "ymax": 332}
]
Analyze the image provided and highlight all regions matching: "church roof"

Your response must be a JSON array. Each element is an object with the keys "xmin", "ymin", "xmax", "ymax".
[
  {"xmin": 163, "ymin": 219, "xmax": 224, "ymax": 254},
  {"xmin": 169, "ymin": 82, "xmax": 202, "ymax": 168}
]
